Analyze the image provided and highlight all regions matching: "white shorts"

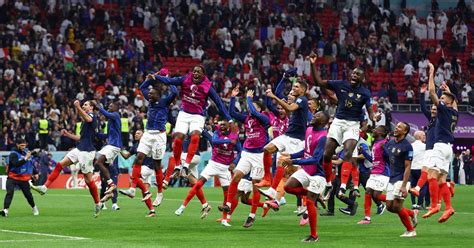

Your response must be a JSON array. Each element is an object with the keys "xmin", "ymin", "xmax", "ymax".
[
  {"xmin": 137, "ymin": 130, "xmax": 167, "ymax": 160},
  {"xmin": 386, "ymin": 181, "xmax": 411, "ymax": 201},
  {"xmin": 66, "ymin": 148, "xmax": 96, "ymax": 174},
  {"xmin": 366, "ymin": 174, "xmax": 390, "ymax": 192},
  {"xmin": 174, "ymin": 111, "xmax": 206, "ymax": 134},
  {"xmin": 327, "ymin": 118, "xmax": 360, "ymax": 145},
  {"xmin": 422, "ymin": 149, "xmax": 433, "ymax": 168},
  {"xmin": 238, "ymin": 178, "xmax": 253, "ymax": 194},
  {"xmin": 141, "ymin": 166, "xmax": 154, "ymax": 185},
  {"xmin": 425, "ymin": 143, "xmax": 452, "ymax": 173},
  {"xmin": 291, "ymin": 169, "xmax": 326, "ymax": 194},
  {"xmin": 270, "ymin": 134, "xmax": 304, "ymax": 154},
  {"xmin": 200, "ymin": 160, "xmax": 231, "ymax": 187},
  {"xmin": 181, "ymin": 153, "xmax": 201, "ymax": 178},
  {"xmin": 235, "ymin": 151, "xmax": 264, "ymax": 180},
  {"xmin": 98, "ymin": 145, "xmax": 121, "ymax": 164}
]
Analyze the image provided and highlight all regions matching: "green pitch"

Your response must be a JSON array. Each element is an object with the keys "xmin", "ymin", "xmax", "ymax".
[{"xmin": 0, "ymin": 186, "xmax": 473, "ymax": 248}]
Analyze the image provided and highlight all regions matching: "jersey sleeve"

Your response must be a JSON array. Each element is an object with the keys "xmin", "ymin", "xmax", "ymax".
[
  {"xmin": 405, "ymin": 143, "xmax": 414, "ymax": 161},
  {"xmin": 327, "ymin": 80, "xmax": 341, "ymax": 91}
]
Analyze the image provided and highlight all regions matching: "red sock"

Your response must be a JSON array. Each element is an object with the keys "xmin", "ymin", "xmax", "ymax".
[
  {"xmin": 222, "ymin": 189, "xmax": 228, "ymax": 206},
  {"xmin": 155, "ymin": 168, "xmax": 163, "ymax": 193},
  {"xmin": 229, "ymin": 197, "xmax": 239, "ymax": 215},
  {"xmin": 306, "ymin": 198, "xmax": 318, "ymax": 238},
  {"xmin": 438, "ymin": 183, "xmax": 443, "ymax": 204},
  {"xmin": 263, "ymin": 152, "xmax": 272, "ymax": 182},
  {"xmin": 284, "ymin": 185, "xmax": 308, "ymax": 196},
  {"xmin": 375, "ymin": 194, "xmax": 386, "ymax": 202},
  {"xmin": 428, "ymin": 178, "xmax": 439, "ymax": 207},
  {"xmin": 398, "ymin": 208, "xmax": 414, "ymax": 231},
  {"xmin": 226, "ymin": 181, "xmax": 238, "ymax": 206},
  {"xmin": 45, "ymin": 162, "xmax": 63, "ymax": 187},
  {"xmin": 132, "ymin": 164, "xmax": 147, "ymax": 192},
  {"xmin": 351, "ymin": 166, "xmax": 359, "ymax": 187},
  {"xmin": 440, "ymin": 183, "xmax": 452, "ymax": 209},
  {"xmin": 195, "ymin": 187, "xmax": 207, "ymax": 205},
  {"xmin": 183, "ymin": 180, "xmax": 204, "ymax": 206},
  {"xmin": 142, "ymin": 191, "xmax": 154, "ymax": 211},
  {"xmin": 172, "ymin": 137, "xmax": 183, "ymax": 165},
  {"xmin": 417, "ymin": 170, "xmax": 428, "ymax": 188},
  {"xmin": 364, "ymin": 193, "xmax": 372, "ymax": 218},
  {"xmin": 271, "ymin": 166, "xmax": 285, "ymax": 190},
  {"xmin": 185, "ymin": 134, "xmax": 200, "ymax": 164},
  {"xmin": 340, "ymin": 161, "xmax": 352, "ymax": 186},
  {"xmin": 165, "ymin": 157, "xmax": 176, "ymax": 182},
  {"xmin": 406, "ymin": 208, "xmax": 414, "ymax": 217},
  {"xmin": 250, "ymin": 190, "xmax": 260, "ymax": 214},
  {"xmin": 86, "ymin": 181, "xmax": 99, "ymax": 204},
  {"xmin": 323, "ymin": 160, "xmax": 333, "ymax": 183}
]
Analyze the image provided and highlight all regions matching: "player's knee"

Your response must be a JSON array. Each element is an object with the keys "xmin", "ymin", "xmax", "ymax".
[{"xmin": 283, "ymin": 184, "xmax": 291, "ymax": 193}]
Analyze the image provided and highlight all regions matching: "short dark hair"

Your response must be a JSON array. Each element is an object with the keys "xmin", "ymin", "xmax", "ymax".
[
  {"xmin": 442, "ymin": 92, "xmax": 456, "ymax": 103},
  {"xmin": 15, "ymin": 138, "xmax": 26, "ymax": 145},
  {"xmin": 296, "ymin": 78, "xmax": 308, "ymax": 91},
  {"xmin": 253, "ymin": 100, "xmax": 265, "ymax": 111},
  {"xmin": 195, "ymin": 65, "xmax": 207, "ymax": 75},
  {"xmin": 401, "ymin": 122, "xmax": 410, "ymax": 136}
]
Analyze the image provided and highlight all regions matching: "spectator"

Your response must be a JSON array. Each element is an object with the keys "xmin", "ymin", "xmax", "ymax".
[
  {"xmin": 463, "ymin": 149, "xmax": 472, "ymax": 185},
  {"xmin": 405, "ymin": 85, "xmax": 415, "ymax": 104},
  {"xmin": 403, "ymin": 62, "xmax": 415, "ymax": 81}
]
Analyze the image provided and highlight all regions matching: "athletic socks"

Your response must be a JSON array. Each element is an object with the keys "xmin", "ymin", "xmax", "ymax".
[
  {"xmin": 375, "ymin": 194, "xmax": 386, "ymax": 202},
  {"xmin": 416, "ymin": 170, "xmax": 428, "ymax": 190},
  {"xmin": 398, "ymin": 208, "xmax": 414, "ymax": 231},
  {"xmin": 440, "ymin": 183, "xmax": 452, "ymax": 209},
  {"xmin": 271, "ymin": 166, "xmax": 285, "ymax": 190},
  {"xmin": 172, "ymin": 137, "xmax": 183, "ymax": 165},
  {"xmin": 306, "ymin": 198, "xmax": 318, "ymax": 238},
  {"xmin": 185, "ymin": 134, "xmax": 200, "ymax": 165},
  {"xmin": 226, "ymin": 181, "xmax": 239, "ymax": 207},
  {"xmin": 284, "ymin": 185, "xmax": 308, "ymax": 196},
  {"xmin": 428, "ymin": 178, "xmax": 439, "ymax": 208},
  {"xmin": 351, "ymin": 166, "xmax": 360, "ymax": 188},
  {"xmin": 364, "ymin": 193, "xmax": 372, "ymax": 218},
  {"xmin": 165, "ymin": 157, "xmax": 176, "ymax": 182},
  {"xmin": 323, "ymin": 160, "xmax": 333, "ymax": 183},
  {"xmin": 340, "ymin": 161, "xmax": 352, "ymax": 188},
  {"xmin": 132, "ymin": 164, "xmax": 147, "ymax": 192},
  {"xmin": 155, "ymin": 168, "xmax": 163, "ymax": 193},
  {"xmin": 45, "ymin": 162, "xmax": 63, "ymax": 187},
  {"xmin": 250, "ymin": 189, "xmax": 261, "ymax": 214},
  {"xmin": 86, "ymin": 181, "xmax": 99, "ymax": 204},
  {"xmin": 183, "ymin": 180, "xmax": 205, "ymax": 207},
  {"xmin": 263, "ymin": 152, "xmax": 273, "ymax": 182}
]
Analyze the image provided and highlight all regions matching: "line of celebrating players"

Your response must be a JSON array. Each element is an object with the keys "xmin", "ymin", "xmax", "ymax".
[{"xmin": 30, "ymin": 55, "xmax": 458, "ymax": 242}]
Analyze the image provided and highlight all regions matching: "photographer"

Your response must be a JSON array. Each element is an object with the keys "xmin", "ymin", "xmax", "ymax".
[{"xmin": 1, "ymin": 139, "xmax": 39, "ymax": 217}]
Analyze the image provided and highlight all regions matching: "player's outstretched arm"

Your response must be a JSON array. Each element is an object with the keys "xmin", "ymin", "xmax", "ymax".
[
  {"xmin": 419, "ymin": 85, "xmax": 431, "ymax": 120},
  {"xmin": 309, "ymin": 52, "xmax": 328, "ymax": 88},
  {"xmin": 209, "ymin": 87, "xmax": 232, "ymax": 121},
  {"xmin": 163, "ymin": 85, "xmax": 179, "ymax": 105},
  {"xmin": 247, "ymin": 90, "xmax": 270, "ymax": 127},
  {"xmin": 265, "ymin": 89, "xmax": 300, "ymax": 112},
  {"xmin": 74, "ymin": 100, "xmax": 93, "ymax": 123},
  {"xmin": 428, "ymin": 62, "xmax": 440, "ymax": 106},
  {"xmin": 154, "ymin": 75, "xmax": 186, "ymax": 86},
  {"xmin": 61, "ymin": 129, "xmax": 80, "ymax": 141},
  {"xmin": 229, "ymin": 87, "xmax": 247, "ymax": 122}
]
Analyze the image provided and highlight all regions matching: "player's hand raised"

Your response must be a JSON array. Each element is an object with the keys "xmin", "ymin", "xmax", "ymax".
[
  {"xmin": 73, "ymin": 100, "xmax": 81, "ymax": 108},
  {"xmin": 146, "ymin": 74, "xmax": 155, "ymax": 81},
  {"xmin": 374, "ymin": 112, "xmax": 382, "ymax": 122},
  {"xmin": 246, "ymin": 90, "xmax": 254, "ymax": 98},
  {"xmin": 428, "ymin": 62, "xmax": 435, "ymax": 75},
  {"xmin": 308, "ymin": 52, "xmax": 317, "ymax": 64},
  {"xmin": 265, "ymin": 89, "xmax": 276, "ymax": 99},
  {"xmin": 420, "ymin": 83, "xmax": 428, "ymax": 94},
  {"xmin": 231, "ymin": 86, "xmax": 240, "ymax": 97}
]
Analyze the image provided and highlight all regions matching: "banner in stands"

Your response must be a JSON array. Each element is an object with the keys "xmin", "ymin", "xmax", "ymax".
[{"xmin": 391, "ymin": 113, "xmax": 474, "ymax": 139}]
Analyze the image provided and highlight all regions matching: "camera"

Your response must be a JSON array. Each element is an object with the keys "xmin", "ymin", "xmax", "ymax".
[{"xmin": 30, "ymin": 148, "xmax": 41, "ymax": 157}]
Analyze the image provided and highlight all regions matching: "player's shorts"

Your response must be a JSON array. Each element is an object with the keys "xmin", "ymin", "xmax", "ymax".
[
  {"xmin": 327, "ymin": 118, "xmax": 360, "ymax": 145},
  {"xmin": 174, "ymin": 111, "xmax": 206, "ymax": 134},
  {"xmin": 66, "ymin": 148, "xmax": 96, "ymax": 174},
  {"xmin": 140, "ymin": 166, "xmax": 154, "ymax": 185},
  {"xmin": 291, "ymin": 169, "xmax": 326, "ymax": 194},
  {"xmin": 425, "ymin": 143, "xmax": 452, "ymax": 173},
  {"xmin": 386, "ymin": 181, "xmax": 411, "ymax": 201},
  {"xmin": 200, "ymin": 160, "xmax": 232, "ymax": 187},
  {"xmin": 235, "ymin": 151, "xmax": 264, "ymax": 180},
  {"xmin": 137, "ymin": 130, "xmax": 167, "ymax": 160},
  {"xmin": 422, "ymin": 149, "xmax": 433, "ymax": 168},
  {"xmin": 238, "ymin": 178, "xmax": 253, "ymax": 194},
  {"xmin": 181, "ymin": 153, "xmax": 201, "ymax": 178},
  {"xmin": 98, "ymin": 145, "xmax": 121, "ymax": 164},
  {"xmin": 270, "ymin": 134, "xmax": 305, "ymax": 155},
  {"xmin": 366, "ymin": 174, "xmax": 390, "ymax": 192}
]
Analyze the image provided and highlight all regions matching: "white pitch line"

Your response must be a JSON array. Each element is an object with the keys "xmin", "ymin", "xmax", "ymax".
[
  {"xmin": 0, "ymin": 229, "xmax": 90, "ymax": 240},
  {"xmin": 0, "ymin": 239, "xmax": 83, "ymax": 243}
]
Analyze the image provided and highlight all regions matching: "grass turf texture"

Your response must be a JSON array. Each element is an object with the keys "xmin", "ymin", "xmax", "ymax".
[{"xmin": 0, "ymin": 186, "xmax": 473, "ymax": 248}]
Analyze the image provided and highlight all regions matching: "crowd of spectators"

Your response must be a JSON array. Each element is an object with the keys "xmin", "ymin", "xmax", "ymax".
[{"xmin": 0, "ymin": 0, "xmax": 473, "ymax": 152}]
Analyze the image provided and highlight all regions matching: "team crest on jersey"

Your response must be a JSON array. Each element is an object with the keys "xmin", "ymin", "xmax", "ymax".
[
  {"xmin": 190, "ymin": 84, "xmax": 199, "ymax": 97},
  {"xmin": 356, "ymin": 94, "xmax": 361, "ymax": 98},
  {"xmin": 348, "ymin": 93, "xmax": 354, "ymax": 97}
]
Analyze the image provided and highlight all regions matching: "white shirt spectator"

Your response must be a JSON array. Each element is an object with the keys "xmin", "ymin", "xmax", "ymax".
[
  {"xmin": 461, "ymin": 89, "xmax": 469, "ymax": 103},
  {"xmin": 411, "ymin": 139, "xmax": 426, "ymax": 170},
  {"xmin": 434, "ymin": 67, "xmax": 445, "ymax": 86},
  {"xmin": 282, "ymin": 27, "xmax": 294, "ymax": 47},
  {"xmin": 418, "ymin": 59, "xmax": 428, "ymax": 78},
  {"xmin": 195, "ymin": 46, "xmax": 204, "ymax": 60},
  {"xmin": 436, "ymin": 22, "xmax": 444, "ymax": 40},
  {"xmin": 224, "ymin": 36, "xmax": 233, "ymax": 52},
  {"xmin": 294, "ymin": 55, "xmax": 304, "ymax": 76},
  {"xmin": 403, "ymin": 63, "xmax": 414, "ymax": 76},
  {"xmin": 427, "ymin": 18, "xmax": 435, "ymax": 39}
]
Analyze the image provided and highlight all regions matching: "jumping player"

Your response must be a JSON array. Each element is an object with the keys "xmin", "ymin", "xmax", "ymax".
[
  {"xmin": 151, "ymin": 65, "xmax": 232, "ymax": 177},
  {"xmin": 31, "ymin": 100, "xmax": 101, "ymax": 217},
  {"xmin": 423, "ymin": 63, "xmax": 458, "ymax": 222},
  {"xmin": 309, "ymin": 53, "xmax": 380, "ymax": 198}
]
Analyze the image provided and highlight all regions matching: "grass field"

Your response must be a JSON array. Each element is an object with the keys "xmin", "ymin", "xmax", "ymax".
[{"xmin": 0, "ymin": 186, "xmax": 473, "ymax": 248}]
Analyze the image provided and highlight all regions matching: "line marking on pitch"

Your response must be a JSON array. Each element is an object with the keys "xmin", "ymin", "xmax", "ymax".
[{"xmin": 0, "ymin": 229, "xmax": 90, "ymax": 241}]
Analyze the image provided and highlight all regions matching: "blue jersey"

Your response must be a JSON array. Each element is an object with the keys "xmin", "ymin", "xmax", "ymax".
[
  {"xmin": 99, "ymin": 108, "xmax": 122, "ymax": 148},
  {"xmin": 328, "ymin": 80, "xmax": 371, "ymax": 121},
  {"xmin": 140, "ymin": 80, "xmax": 178, "ymax": 131},
  {"xmin": 385, "ymin": 138, "xmax": 413, "ymax": 183},
  {"xmin": 357, "ymin": 142, "xmax": 371, "ymax": 174},
  {"xmin": 435, "ymin": 102, "xmax": 458, "ymax": 144},
  {"xmin": 420, "ymin": 93, "xmax": 436, "ymax": 150},
  {"xmin": 285, "ymin": 96, "xmax": 308, "ymax": 140},
  {"xmin": 77, "ymin": 113, "xmax": 97, "ymax": 152}
]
